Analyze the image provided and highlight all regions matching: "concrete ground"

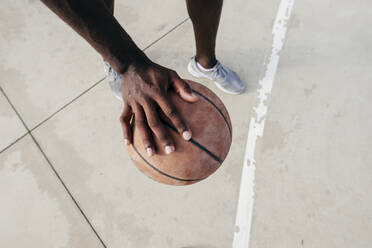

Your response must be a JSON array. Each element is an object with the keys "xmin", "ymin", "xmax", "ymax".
[{"xmin": 0, "ymin": 0, "xmax": 371, "ymax": 247}]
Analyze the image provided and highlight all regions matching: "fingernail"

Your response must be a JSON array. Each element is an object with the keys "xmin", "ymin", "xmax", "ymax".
[
  {"xmin": 146, "ymin": 147, "xmax": 153, "ymax": 157},
  {"xmin": 165, "ymin": 145, "xmax": 174, "ymax": 154},
  {"xmin": 182, "ymin": 130, "xmax": 192, "ymax": 140},
  {"xmin": 124, "ymin": 139, "xmax": 129, "ymax": 145}
]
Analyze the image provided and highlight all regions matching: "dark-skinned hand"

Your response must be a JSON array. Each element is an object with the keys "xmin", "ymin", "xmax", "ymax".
[{"xmin": 119, "ymin": 61, "xmax": 198, "ymax": 156}]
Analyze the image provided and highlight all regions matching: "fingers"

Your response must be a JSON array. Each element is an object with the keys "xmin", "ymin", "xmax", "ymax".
[
  {"xmin": 170, "ymin": 72, "xmax": 199, "ymax": 103},
  {"xmin": 131, "ymin": 103, "xmax": 155, "ymax": 157},
  {"xmin": 142, "ymin": 99, "xmax": 175, "ymax": 154},
  {"xmin": 127, "ymin": 99, "xmax": 179, "ymax": 156},
  {"xmin": 120, "ymin": 69, "xmax": 195, "ymax": 156},
  {"xmin": 119, "ymin": 103, "xmax": 133, "ymax": 145},
  {"xmin": 156, "ymin": 96, "xmax": 192, "ymax": 141}
]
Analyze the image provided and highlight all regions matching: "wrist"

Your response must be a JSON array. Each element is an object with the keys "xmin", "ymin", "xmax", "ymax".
[{"xmin": 106, "ymin": 49, "xmax": 152, "ymax": 75}]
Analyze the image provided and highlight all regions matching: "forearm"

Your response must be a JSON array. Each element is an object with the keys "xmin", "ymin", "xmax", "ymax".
[{"xmin": 41, "ymin": 0, "xmax": 150, "ymax": 73}]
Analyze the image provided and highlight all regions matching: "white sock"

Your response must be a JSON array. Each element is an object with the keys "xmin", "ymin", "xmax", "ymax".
[{"xmin": 196, "ymin": 60, "xmax": 216, "ymax": 72}]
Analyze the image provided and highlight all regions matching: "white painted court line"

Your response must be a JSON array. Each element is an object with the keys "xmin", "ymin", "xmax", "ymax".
[{"xmin": 232, "ymin": 0, "xmax": 295, "ymax": 247}]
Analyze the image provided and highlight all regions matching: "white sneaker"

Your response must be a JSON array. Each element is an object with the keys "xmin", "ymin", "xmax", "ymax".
[
  {"xmin": 187, "ymin": 56, "xmax": 245, "ymax": 95},
  {"xmin": 103, "ymin": 61, "xmax": 123, "ymax": 101}
]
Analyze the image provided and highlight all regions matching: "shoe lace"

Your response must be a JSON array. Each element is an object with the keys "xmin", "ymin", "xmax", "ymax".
[{"xmin": 212, "ymin": 62, "xmax": 228, "ymax": 81}]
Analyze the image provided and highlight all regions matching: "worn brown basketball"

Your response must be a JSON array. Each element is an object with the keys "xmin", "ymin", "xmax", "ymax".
[{"xmin": 127, "ymin": 80, "xmax": 232, "ymax": 185}]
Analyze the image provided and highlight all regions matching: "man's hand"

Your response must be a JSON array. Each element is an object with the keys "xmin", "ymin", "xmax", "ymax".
[
  {"xmin": 119, "ymin": 61, "xmax": 198, "ymax": 156},
  {"xmin": 39, "ymin": 0, "xmax": 197, "ymax": 156}
]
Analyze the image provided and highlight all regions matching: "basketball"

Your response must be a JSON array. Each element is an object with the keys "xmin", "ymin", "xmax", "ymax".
[{"xmin": 127, "ymin": 80, "xmax": 232, "ymax": 185}]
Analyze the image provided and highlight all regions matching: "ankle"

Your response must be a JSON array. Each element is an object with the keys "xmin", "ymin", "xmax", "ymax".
[{"xmin": 195, "ymin": 55, "xmax": 217, "ymax": 69}]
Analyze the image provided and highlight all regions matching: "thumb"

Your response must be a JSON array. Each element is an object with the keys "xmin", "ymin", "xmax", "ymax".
[{"xmin": 171, "ymin": 74, "xmax": 199, "ymax": 103}]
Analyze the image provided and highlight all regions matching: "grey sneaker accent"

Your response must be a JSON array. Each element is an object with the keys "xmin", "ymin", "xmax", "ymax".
[
  {"xmin": 187, "ymin": 56, "xmax": 245, "ymax": 95},
  {"xmin": 103, "ymin": 61, "xmax": 123, "ymax": 101}
]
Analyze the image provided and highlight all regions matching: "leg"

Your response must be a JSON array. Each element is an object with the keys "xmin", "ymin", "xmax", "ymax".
[
  {"xmin": 103, "ymin": 0, "xmax": 114, "ymax": 14},
  {"xmin": 186, "ymin": 0, "xmax": 223, "ymax": 68}
]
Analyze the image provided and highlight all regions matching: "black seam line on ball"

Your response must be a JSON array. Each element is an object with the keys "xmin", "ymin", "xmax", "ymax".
[
  {"xmin": 132, "ymin": 144, "xmax": 205, "ymax": 182},
  {"xmin": 163, "ymin": 122, "xmax": 223, "ymax": 164},
  {"xmin": 191, "ymin": 89, "xmax": 232, "ymax": 136}
]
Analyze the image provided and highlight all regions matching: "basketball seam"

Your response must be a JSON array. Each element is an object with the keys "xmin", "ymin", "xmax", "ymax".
[
  {"xmin": 163, "ymin": 121, "xmax": 223, "ymax": 164},
  {"xmin": 131, "ymin": 144, "xmax": 206, "ymax": 182},
  {"xmin": 191, "ymin": 89, "xmax": 232, "ymax": 137}
]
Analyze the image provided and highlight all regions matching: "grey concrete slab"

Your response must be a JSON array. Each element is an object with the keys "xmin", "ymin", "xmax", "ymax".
[
  {"xmin": 0, "ymin": 135, "xmax": 103, "ymax": 248},
  {"xmin": 250, "ymin": 1, "xmax": 372, "ymax": 247},
  {"xmin": 31, "ymin": 0, "xmax": 281, "ymax": 246},
  {"xmin": 0, "ymin": 91, "xmax": 27, "ymax": 152},
  {"xmin": 0, "ymin": 0, "xmax": 188, "ymax": 129}
]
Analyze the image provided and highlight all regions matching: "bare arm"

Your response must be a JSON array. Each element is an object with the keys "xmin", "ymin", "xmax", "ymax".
[
  {"xmin": 40, "ymin": 0, "xmax": 149, "ymax": 73},
  {"xmin": 41, "ymin": 0, "xmax": 198, "ymax": 156}
]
